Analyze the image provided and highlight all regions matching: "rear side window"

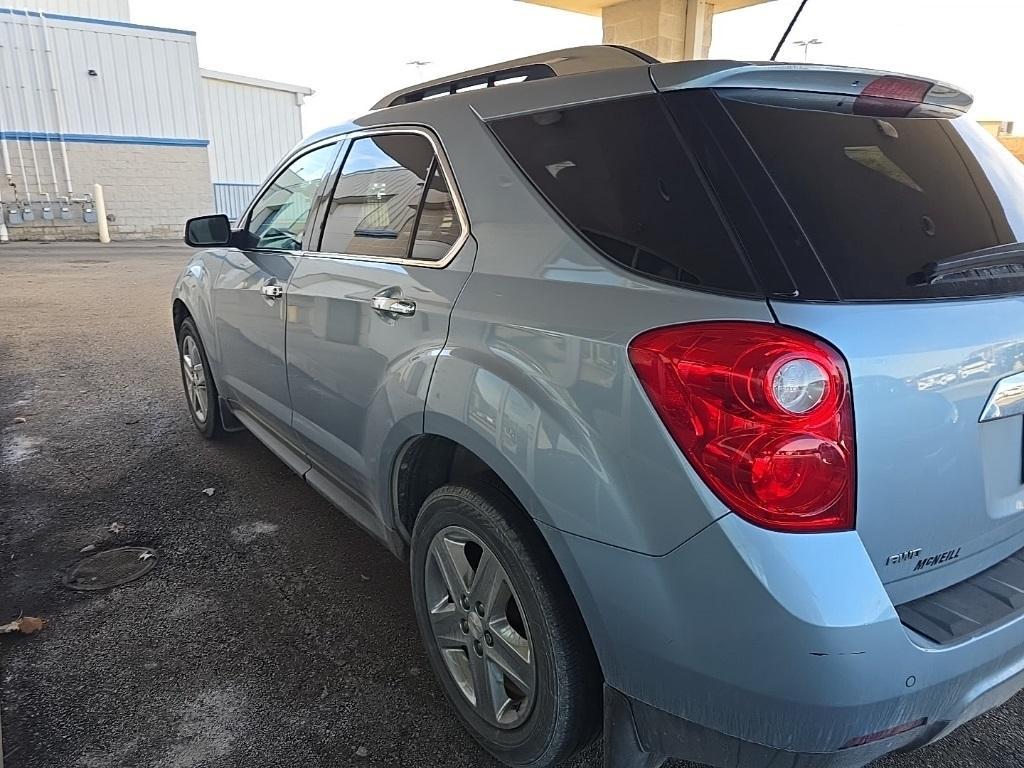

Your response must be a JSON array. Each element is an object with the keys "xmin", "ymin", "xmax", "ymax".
[
  {"xmin": 488, "ymin": 95, "xmax": 759, "ymax": 296},
  {"xmin": 320, "ymin": 133, "xmax": 462, "ymax": 261},
  {"xmin": 723, "ymin": 94, "xmax": 1024, "ymax": 300}
]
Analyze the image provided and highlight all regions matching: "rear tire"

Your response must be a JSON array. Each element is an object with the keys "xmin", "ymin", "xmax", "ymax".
[
  {"xmin": 177, "ymin": 317, "xmax": 223, "ymax": 439},
  {"xmin": 410, "ymin": 482, "xmax": 601, "ymax": 767}
]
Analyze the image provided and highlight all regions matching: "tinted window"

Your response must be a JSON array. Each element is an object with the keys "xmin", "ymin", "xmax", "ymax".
[
  {"xmin": 488, "ymin": 95, "xmax": 757, "ymax": 295},
  {"xmin": 724, "ymin": 94, "xmax": 1024, "ymax": 300},
  {"xmin": 411, "ymin": 163, "xmax": 462, "ymax": 261},
  {"xmin": 246, "ymin": 143, "xmax": 337, "ymax": 250},
  {"xmin": 321, "ymin": 134, "xmax": 461, "ymax": 261}
]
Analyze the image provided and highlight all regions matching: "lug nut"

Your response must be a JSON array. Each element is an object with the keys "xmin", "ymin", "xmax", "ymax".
[
  {"xmin": 460, "ymin": 619, "xmax": 469, "ymax": 634},
  {"xmin": 461, "ymin": 595, "xmax": 470, "ymax": 610},
  {"xmin": 484, "ymin": 631, "xmax": 494, "ymax": 647},
  {"xmin": 475, "ymin": 602, "xmax": 485, "ymax": 617},
  {"xmin": 473, "ymin": 640, "xmax": 484, "ymax": 657}
]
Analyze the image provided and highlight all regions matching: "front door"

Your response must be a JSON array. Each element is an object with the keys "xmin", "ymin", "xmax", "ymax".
[
  {"xmin": 286, "ymin": 130, "xmax": 473, "ymax": 517},
  {"xmin": 213, "ymin": 141, "xmax": 339, "ymax": 439}
]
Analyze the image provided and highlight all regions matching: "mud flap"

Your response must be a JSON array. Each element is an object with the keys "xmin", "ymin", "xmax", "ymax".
[
  {"xmin": 218, "ymin": 396, "xmax": 246, "ymax": 432},
  {"xmin": 604, "ymin": 686, "xmax": 666, "ymax": 768}
]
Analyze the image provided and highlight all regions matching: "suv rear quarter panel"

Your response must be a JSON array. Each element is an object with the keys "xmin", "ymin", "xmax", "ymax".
[{"xmin": 389, "ymin": 88, "xmax": 777, "ymax": 555}]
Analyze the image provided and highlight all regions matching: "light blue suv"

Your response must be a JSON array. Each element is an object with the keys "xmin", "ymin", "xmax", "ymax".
[{"xmin": 173, "ymin": 46, "xmax": 1024, "ymax": 768}]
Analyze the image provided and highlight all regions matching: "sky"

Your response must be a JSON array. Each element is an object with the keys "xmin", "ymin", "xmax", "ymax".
[{"xmin": 130, "ymin": 0, "xmax": 1023, "ymax": 135}]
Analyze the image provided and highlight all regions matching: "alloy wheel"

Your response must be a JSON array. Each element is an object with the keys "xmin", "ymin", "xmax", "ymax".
[
  {"xmin": 425, "ymin": 525, "xmax": 536, "ymax": 729},
  {"xmin": 181, "ymin": 335, "xmax": 208, "ymax": 424}
]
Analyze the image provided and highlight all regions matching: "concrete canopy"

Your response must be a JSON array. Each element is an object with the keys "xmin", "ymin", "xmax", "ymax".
[
  {"xmin": 519, "ymin": 0, "xmax": 777, "ymax": 60},
  {"xmin": 521, "ymin": 0, "xmax": 770, "ymax": 14}
]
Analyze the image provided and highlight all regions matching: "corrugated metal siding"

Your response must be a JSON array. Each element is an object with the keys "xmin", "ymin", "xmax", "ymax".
[
  {"xmin": 202, "ymin": 75, "xmax": 303, "ymax": 186},
  {"xmin": 0, "ymin": 10, "xmax": 204, "ymax": 140},
  {"xmin": 213, "ymin": 182, "xmax": 259, "ymax": 221},
  {"xmin": 13, "ymin": 1, "xmax": 131, "ymax": 21}
]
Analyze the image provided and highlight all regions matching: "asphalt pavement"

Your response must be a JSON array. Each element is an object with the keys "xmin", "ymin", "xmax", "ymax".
[{"xmin": 1, "ymin": 241, "xmax": 1022, "ymax": 767}]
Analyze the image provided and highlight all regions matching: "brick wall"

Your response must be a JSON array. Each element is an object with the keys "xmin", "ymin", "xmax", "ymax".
[{"xmin": 2, "ymin": 140, "xmax": 213, "ymax": 241}]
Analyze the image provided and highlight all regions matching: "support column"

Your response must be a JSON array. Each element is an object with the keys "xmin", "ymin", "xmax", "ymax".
[{"xmin": 601, "ymin": 0, "xmax": 715, "ymax": 62}]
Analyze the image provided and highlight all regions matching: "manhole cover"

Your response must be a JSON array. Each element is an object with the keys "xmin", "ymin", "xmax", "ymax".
[{"xmin": 64, "ymin": 547, "xmax": 157, "ymax": 591}]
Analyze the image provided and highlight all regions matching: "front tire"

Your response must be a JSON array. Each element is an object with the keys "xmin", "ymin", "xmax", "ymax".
[
  {"xmin": 410, "ymin": 482, "xmax": 601, "ymax": 767},
  {"xmin": 177, "ymin": 317, "xmax": 223, "ymax": 439}
]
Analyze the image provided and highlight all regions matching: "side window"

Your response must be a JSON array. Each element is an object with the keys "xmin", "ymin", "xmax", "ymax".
[
  {"xmin": 320, "ymin": 133, "xmax": 463, "ymax": 261},
  {"xmin": 245, "ymin": 143, "xmax": 337, "ymax": 251},
  {"xmin": 411, "ymin": 163, "xmax": 462, "ymax": 261},
  {"xmin": 488, "ymin": 95, "xmax": 758, "ymax": 295}
]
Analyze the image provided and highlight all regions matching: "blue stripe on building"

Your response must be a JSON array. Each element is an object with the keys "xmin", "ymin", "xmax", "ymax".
[{"xmin": 0, "ymin": 132, "xmax": 209, "ymax": 147}]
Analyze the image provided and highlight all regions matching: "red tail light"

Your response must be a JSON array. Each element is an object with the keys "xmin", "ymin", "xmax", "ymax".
[{"xmin": 628, "ymin": 322, "xmax": 855, "ymax": 533}]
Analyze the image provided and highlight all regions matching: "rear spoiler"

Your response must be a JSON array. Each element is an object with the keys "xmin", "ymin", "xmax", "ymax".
[{"xmin": 651, "ymin": 61, "xmax": 974, "ymax": 114}]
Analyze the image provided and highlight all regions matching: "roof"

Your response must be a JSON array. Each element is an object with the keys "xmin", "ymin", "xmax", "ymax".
[
  {"xmin": 301, "ymin": 49, "xmax": 973, "ymax": 148},
  {"xmin": 200, "ymin": 69, "xmax": 314, "ymax": 97},
  {"xmin": 372, "ymin": 45, "xmax": 653, "ymax": 110}
]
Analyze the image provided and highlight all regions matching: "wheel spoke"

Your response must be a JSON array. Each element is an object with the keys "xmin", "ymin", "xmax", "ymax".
[
  {"xmin": 429, "ymin": 607, "xmax": 466, "ymax": 650},
  {"xmin": 486, "ymin": 620, "xmax": 533, "ymax": 693},
  {"xmin": 432, "ymin": 538, "xmax": 469, "ymax": 603},
  {"xmin": 193, "ymin": 384, "xmax": 207, "ymax": 420},
  {"xmin": 468, "ymin": 649, "xmax": 496, "ymax": 717},
  {"xmin": 469, "ymin": 548, "xmax": 504, "ymax": 614}
]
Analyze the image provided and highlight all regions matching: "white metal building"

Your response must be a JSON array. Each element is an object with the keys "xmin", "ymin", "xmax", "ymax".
[
  {"xmin": 0, "ymin": 2, "xmax": 311, "ymax": 241},
  {"xmin": 15, "ymin": 0, "xmax": 129, "ymax": 21},
  {"xmin": 201, "ymin": 69, "xmax": 312, "ymax": 220}
]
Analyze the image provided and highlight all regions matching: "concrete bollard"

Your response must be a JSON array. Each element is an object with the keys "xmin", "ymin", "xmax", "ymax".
[{"xmin": 93, "ymin": 183, "xmax": 110, "ymax": 244}]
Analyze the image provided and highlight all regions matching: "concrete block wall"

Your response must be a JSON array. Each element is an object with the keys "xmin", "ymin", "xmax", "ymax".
[
  {"xmin": 602, "ymin": 0, "xmax": 714, "ymax": 62},
  {"xmin": 2, "ymin": 140, "xmax": 213, "ymax": 241}
]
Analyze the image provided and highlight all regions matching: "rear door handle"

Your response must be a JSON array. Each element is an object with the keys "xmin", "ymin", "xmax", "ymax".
[
  {"xmin": 370, "ymin": 295, "xmax": 416, "ymax": 316},
  {"xmin": 261, "ymin": 284, "xmax": 284, "ymax": 299}
]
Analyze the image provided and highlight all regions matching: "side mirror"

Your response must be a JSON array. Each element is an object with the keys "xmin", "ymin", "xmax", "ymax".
[{"xmin": 184, "ymin": 214, "xmax": 232, "ymax": 248}]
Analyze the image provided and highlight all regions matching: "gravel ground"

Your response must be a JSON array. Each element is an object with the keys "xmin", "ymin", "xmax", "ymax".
[{"xmin": 1, "ymin": 241, "xmax": 1022, "ymax": 768}]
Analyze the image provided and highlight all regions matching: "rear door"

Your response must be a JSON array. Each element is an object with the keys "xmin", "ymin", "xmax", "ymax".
[
  {"xmin": 664, "ymin": 81, "xmax": 1024, "ymax": 601},
  {"xmin": 213, "ymin": 141, "xmax": 339, "ymax": 440},
  {"xmin": 285, "ymin": 128, "xmax": 473, "ymax": 516}
]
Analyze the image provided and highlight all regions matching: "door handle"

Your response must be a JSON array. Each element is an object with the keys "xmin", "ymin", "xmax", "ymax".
[
  {"xmin": 370, "ymin": 295, "xmax": 416, "ymax": 316},
  {"xmin": 261, "ymin": 284, "xmax": 284, "ymax": 299}
]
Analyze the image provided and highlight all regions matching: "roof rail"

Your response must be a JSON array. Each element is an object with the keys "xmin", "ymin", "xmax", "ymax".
[{"xmin": 372, "ymin": 45, "xmax": 657, "ymax": 110}]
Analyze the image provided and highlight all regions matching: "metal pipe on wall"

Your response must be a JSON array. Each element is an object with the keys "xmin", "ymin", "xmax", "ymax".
[
  {"xmin": 0, "ymin": 17, "xmax": 30, "ymax": 204},
  {"xmin": 39, "ymin": 11, "xmax": 72, "ymax": 200},
  {"xmin": 0, "ymin": 69, "xmax": 16, "ymax": 197},
  {"xmin": 23, "ymin": 9, "xmax": 59, "ymax": 204},
  {"xmin": 0, "ymin": 31, "xmax": 15, "ymax": 198},
  {"xmin": 16, "ymin": 7, "xmax": 48, "ymax": 204}
]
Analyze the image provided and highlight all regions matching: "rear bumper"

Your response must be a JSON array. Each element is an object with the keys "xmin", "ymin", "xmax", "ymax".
[
  {"xmin": 540, "ymin": 514, "xmax": 1024, "ymax": 767},
  {"xmin": 605, "ymin": 685, "xmax": 938, "ymax": 768}
]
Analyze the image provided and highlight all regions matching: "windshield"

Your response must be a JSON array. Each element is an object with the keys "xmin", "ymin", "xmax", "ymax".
[{"xmin": 723, "ymin": 93, "xmax": 1024, "ymax": 300}]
